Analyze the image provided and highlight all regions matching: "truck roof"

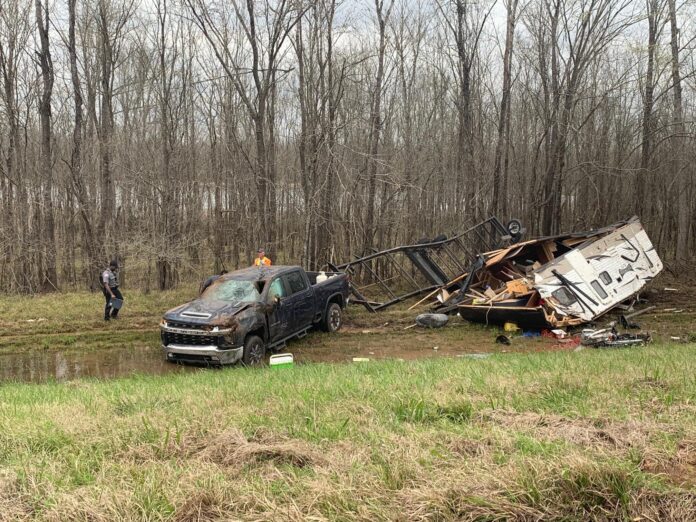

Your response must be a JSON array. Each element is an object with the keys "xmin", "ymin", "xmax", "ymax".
[{"xmin": 221, "ymin": 265, "xmax": 302, "ymax": 282}]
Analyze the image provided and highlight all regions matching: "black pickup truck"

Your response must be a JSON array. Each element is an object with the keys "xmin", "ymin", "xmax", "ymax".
[{"xmin": 160, "ymin": 266, "xmax": 349, "ymax": 365}]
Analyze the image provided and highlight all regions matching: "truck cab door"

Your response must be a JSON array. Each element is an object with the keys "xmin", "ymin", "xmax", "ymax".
[
  {"xmin": 282, "ymin": 270, "xmax": 315, "ymax": 330},
  {"xmin": 267, "ymin": 277, "xmax": 291, "ymax": 342}
]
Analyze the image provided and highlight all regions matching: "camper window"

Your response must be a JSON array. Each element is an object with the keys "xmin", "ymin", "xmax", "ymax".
[
  {"xmin": 551, "ymin": 287, "xmax": 577, "ymax": 306},
  {"xmin": 599, "ymin": 271, "xmax": 612, "ymax": 285},
  {"xmin": 590, "ymin": 280, "xmax": 608, "ymax": 299}
]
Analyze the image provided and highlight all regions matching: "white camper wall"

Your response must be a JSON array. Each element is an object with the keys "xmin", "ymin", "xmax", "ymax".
[{"xmin": 533, "ymin": 221, "xmax": 663, "ymax": 323}]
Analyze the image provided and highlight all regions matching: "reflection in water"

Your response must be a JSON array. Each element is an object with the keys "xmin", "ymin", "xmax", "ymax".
[
  {"xmin": 0, "ymin": 332, "xmax": 512, "ymax": 384},
  {"xmin": 0, "ymin": 346, "xmax": 195, "ymax": 384}
]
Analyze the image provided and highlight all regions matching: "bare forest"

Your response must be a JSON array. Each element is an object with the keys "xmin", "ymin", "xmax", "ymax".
[{"xmin": 0, "ymin": 0, "xmax": 694, "ymax": 293}]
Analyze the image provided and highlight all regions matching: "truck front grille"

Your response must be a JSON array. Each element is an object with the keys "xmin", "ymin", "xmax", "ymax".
[
  {"xmin": 161, "ymin": 331, "xmax": 222, "ymax": 347},
  {"xmin": 167, "ymin": 321, "xmax": 208, "ymax": 330}
]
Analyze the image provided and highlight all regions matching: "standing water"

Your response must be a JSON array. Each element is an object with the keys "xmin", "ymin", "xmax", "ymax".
[{"xmin": 0, "ymin": 345, "xmax": 196, "ymax": 384}]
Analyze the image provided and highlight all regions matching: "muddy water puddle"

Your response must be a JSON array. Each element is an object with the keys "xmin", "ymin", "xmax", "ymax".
[
  {"xmin": 0, "ymin": 333, "xmax": 521, "ymax": 383},
  {"xmin": 0, "ymin": 345, "xmax": 198, "ymax": 384}
]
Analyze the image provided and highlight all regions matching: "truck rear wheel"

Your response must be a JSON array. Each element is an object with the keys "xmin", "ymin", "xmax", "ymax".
[
  {"xmin": 242, "ymin": 335, "xmax": 266, "ymax": 366},
  {"xmin": 322, "ymin": 303, "xmax": 342, "ymax": 333}
]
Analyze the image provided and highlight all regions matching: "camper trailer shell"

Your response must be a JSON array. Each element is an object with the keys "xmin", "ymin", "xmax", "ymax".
[{"xmin": 450, "ymin": 217, "xmax": 662, "ymax": 329}]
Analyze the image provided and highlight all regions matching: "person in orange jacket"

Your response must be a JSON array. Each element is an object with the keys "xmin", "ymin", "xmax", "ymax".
[{"xmin": 254, "ymin": 248, "xmax": 272, "ymax": 267}]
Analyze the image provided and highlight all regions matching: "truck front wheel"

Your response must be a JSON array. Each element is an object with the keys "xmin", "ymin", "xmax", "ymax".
[
  {"xmin": 242, "ymin": 335, "xmax": 266, "ymax": 366},
  {"xmin": 322, "ymin": 303, "xmax": 342, "ymax": 333}
]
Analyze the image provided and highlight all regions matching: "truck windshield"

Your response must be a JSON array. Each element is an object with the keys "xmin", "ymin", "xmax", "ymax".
[{"xmin": 202, "ymin": 280, "xmax": 261, "ymax": 303}]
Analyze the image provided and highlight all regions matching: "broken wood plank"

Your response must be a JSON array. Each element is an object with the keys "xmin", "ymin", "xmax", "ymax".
[{"xmin": 624, "ymin": 305, "xmax": 656, "ymax": 319}]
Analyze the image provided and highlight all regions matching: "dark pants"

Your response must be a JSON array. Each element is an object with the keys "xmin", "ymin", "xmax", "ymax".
[{"xmin": 103, "ymin": 286, "xmax": 123, "ymax": 319}]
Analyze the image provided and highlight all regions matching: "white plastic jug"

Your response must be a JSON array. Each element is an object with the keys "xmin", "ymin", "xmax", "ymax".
[{"xmin": 316, "ymin": 271, "xmax": 328, "ymax": 283}]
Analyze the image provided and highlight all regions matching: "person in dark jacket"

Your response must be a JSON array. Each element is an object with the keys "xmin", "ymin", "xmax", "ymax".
[{"xmin": 102, "ymin": 260, "xmax": 124, "ymax": 321}]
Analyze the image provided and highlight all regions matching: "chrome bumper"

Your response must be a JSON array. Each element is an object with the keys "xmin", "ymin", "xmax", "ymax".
[{"xmin": 162, "ymin": 343, "xmax": 243, "ymax": 365}]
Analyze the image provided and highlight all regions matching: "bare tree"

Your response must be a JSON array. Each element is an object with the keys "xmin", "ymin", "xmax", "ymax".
[
  {"xmin": 537, "ymin": 0, "xmax": 635, "ymax": 234},
  {"xmin": 34, "ymin": 0, "xmax": 56, "ymax": 291},
  {"xmin": 0, "ymin": 0, "xmax": 695, "ymax": 294},
  {"xmin": 492, "ymin": 0, "xmax": 520, "ymax": 218},
  {"xmin": 637, "ymin": 0, "xmax": 664, "ymax": 217},
  {"xmin": 0, "ymin": 1, "xmax": 32, "ymax": 291},
  {"xmin": 437, "ymin": 0, "xmax": 492, "ymax": 222},
  {"xmin": 669, "ymin": 0, "xmax": 691, "ymax": 260},
  {"xmin": 95, "ymin": 0, "xmax": 135, "ymax": 255},
  {"xmin": 67, "ymin": 0, "xmax": 99, "ymax": 288},
  {"xmin": 363, "ymin": 0, "xmax": 394, "ymax": 251},
  {"xmin": 392, "ymin": 1, "xmax": 427, "ymax": 236},
  {"xmin": 154, "ymin": 0, "xmax": 181, "ymax": 289},
  {"xmin": 186, "ymin": 0, "xmax": 303, "ymax": 256}
]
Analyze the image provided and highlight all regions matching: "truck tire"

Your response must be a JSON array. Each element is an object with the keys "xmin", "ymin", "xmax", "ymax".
[
  {"xmin": 322, "ymin": 302, "xmax": 342, "ymax": 333},
  {"xmin": 242, "ymin": 335, "xmax": 266, "ymax": 366}
]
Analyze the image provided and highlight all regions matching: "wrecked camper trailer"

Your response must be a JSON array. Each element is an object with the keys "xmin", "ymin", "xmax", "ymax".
[
  {"xmin": 436, "ymin": 217, "xmax": 663, "ymax": 329},
  {"xmin": 330, "ymin": 217, "xmax": 524, "ymax": 311}
]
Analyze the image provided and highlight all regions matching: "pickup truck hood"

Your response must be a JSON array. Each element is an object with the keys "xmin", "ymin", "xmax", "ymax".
[{"xmin": 163, "ymin": 299, "xmax": 254, "ymax": 326}]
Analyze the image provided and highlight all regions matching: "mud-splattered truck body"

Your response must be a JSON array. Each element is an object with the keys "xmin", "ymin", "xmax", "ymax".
[{"xmin": 160, "ymin": 266, "xmax": 349, "ymax": 365}]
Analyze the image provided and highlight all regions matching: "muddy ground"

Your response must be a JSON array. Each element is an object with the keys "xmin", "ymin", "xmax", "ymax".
[{"xmin": 0, "ymin": 277, "xmax": 694, "ymax": 383}]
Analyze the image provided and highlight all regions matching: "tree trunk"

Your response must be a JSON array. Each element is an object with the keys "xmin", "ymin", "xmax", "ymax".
[
  {"xmin": 492, "ymin": 0, "xmax": 518, "ymax": 219},
  {"xmin": 638, "ymin": 0, "xmax": 658, "ymax": 219},
  {"xmin": 363, "ymin": 0, "xmax": 392, "ymax": 252},
  {"xmin": 669, "ymin": 0, "xmax": 690, "ymax": 260},
  {"xmin": 35, "ymin": 0, "xmax": 57, "ymax": 291},
  {"xmin": 68, "ymin": 0, "xmax": 99, "ymax": 289}
]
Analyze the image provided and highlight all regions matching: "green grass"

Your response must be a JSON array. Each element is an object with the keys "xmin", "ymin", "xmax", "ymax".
[
  {"xmin": 0, "ymin": 287, "xmax": 695, "ymax": 519},
  {"xmin": 0, "ymin": 345, "xmax": 695, "ymax": 520}
]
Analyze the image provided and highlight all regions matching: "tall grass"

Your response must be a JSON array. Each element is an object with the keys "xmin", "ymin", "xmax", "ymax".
[{"xmin": 0, "ymin": 345, "xmax": 694, "ymax": 520}]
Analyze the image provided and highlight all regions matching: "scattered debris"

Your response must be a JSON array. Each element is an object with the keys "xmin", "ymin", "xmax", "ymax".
[
  {"xmin": 334, "ymin": 216, "xmax": 664, "ymax": 336},
  {"xmin": 432, "ymin": 346, "xmax": 439, "ymax": 351},
  {"xmin": 458, "ymin": 353, "xmax": 492, "ymax": 359},
  {"xmin": 495, "ymin": 335, "xmax": 511, "ymax": 345},
  {"xmin": 620, "ymin": 315, "xmax": 641, "ymax": 329},
  {"xmin": 435, "ymin": 217, "xmax": 663, "ymax": 329},
  {"xmin": 581, "ymin": 325, "xmax": 651, "ymax": 348},
  {"xmin": 331, "ymin": 217, "xmax": 521, "ymax": 312},
  {"xmin": 556, "ymin": 337, "xmax": 581, "ymax": 347},
  {"xmin": 550, "ymin": 329, "xmax": 568, "ymax": 339},
  {"xmin": 504, "ymin": 322, "xmax": 520, "ymax": 332},
  {"xmin": 352, "ymin": 357, "xmax": 370, "ymax": 362},
  {"xmin": 664, "ymin": 287, "xmax": 679, "ymax": 292},
  {"xmin": 415, "ymin": 313, "xmax": 449, "ymax": 328}
]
